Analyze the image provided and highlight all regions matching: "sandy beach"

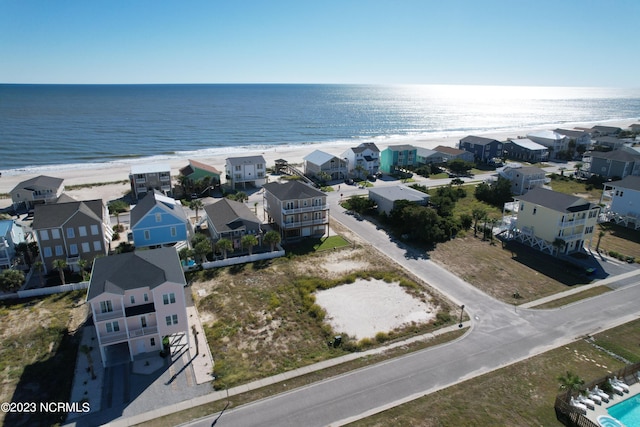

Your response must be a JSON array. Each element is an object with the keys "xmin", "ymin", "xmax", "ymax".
[{"xmin": 0, "ymin": 118, "xmax": 637, "ymax": 207}]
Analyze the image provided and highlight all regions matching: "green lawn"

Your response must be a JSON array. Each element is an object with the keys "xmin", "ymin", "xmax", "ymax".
[{"xmin": 285, "ymin": 235, "xmax": 351, "ymax": 255}]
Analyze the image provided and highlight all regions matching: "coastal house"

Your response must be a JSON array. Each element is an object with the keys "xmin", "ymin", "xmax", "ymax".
[
  {"xmin": 203, "ymin": 198, "xmax": 262, "ymax": 251},
  {"xmin": 178, "ymin": 159, "xmax": 221, "ymax": 195},
  {"xmin": 224, "ymin": 155, "xmax": 267, "ymax": 189},
  {"xmin": 503, "ymin": 139, "xmax": 549, "ymax": 163},
  {"xmin": 593, "ymin": 136, "xmax": 626, "ymax": 151},
  {"xmin": 130, "ymin": 191, "xmax": 191, "ymax": 249},
  {"xmin": 629, "ymin": 124, "xmax": 640, "ymax": 133},
  {"xmin": 0, "ymin": 220, "xmax": 26, "ymax": 270},
  {"xmin": 590, "ymin": 125, "xmax": 622, "ymax": 137},
  {"xmin": 10, "ymin": 175, "xmax": 65, "ymax": 211},
  {"xmin": 368, "ymin": 186, "xmax": 430, "ymax": 215},
  {"xmin": 303, "ymin": 150, "xmax": 348, "ymax": 181},
  {"xmin": 509, "ymin": 187, "xmax": 600, "ymax": 255},
  {"xmin": 600, "ymin": 175, "xmax": 640, "ymax": 229},
  {"xmin": 262, "ymin": 181, "xmax": 329, "ymax": 240},
  {"xmin": 415, "ymin": 148, "xmax": 445, "ymax": 165},
  {"xmin": 86, "ymin": 247, "xmax": 189, "ymax": 367},
  {"xmin": 341, "ymin": 143, "xmax": 380, "ymax": 178},
  {"xmin": 582, "ymin": 148, "xmax": 640, "ymax": 179},
  {"xmin": 498, "ymin": 165, "xmax": 549, "ymax": 195},
  {"xmin": 459, "ymin": 136, "xmax": 503, "ymax": 163},
  {"xmin": 433, "ymin": 145, "xmax": 475, "ymax": 163},
  {"xmin": 32, "ymin": 196, "xmax": 112, "ymax": 274},
  {"xmin": 380, "ymin": 145, "xmax": 417, "ymax": 174},
  {"xmin": 129, "ymin": 164, "xmax": 172, "ymax": 201},
  {"xmin": 526, "ymin": 131, "xmax": 568, "ymax": 159},
  {"xmin": 554, "ymin": 129, "xmax": 592, "ymax": 147}
]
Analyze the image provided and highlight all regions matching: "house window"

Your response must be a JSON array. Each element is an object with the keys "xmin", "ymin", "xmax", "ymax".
[
  {"xmin": 93, "ymin": 241, "xmax": 101, "ymax": 251},
  {"xmin": 140, "ymin": 316, "xmax": 146, "ymax": 327},
  {"xmin": 106, "ymin": 321, "xmax": 120, "ymax": 333},
  {"xmin": 532, "ymin": 208, "xmax": 537, "ymax": 215},
  {"xmin": 40, "ymin": 230, "xmax": 49, "ymax": 241},
  {"xmin": 43, "ymin": 247, "xmax": 52, "ymax": 257},
  {"xmin": 51, "ymin": 229, "xmax": 61, "ymax": 239},
  {"xmin": 144, "ymin": 293, "xmax": 149, "ymax": 302},
  {"xmin": 150, "ymin": 337, "xmax": 155, "ymax": 346},
  {"xmin": 130, "ymin": 295, "xmax": 135, "ymax": 304},
  {"xmin": 69, "ymin": 244, "xmax": 78, "ymax": 255},
  {"xmin": 235, "ymin": 165, "xmax": 241, "ymax": 171},
  {"xmin": 163, "ymin": 293, "xmax": 176, "ymax": 305},
  {"xmin": 170, "ymin": 227, "xmax": 177, "ymax": 237},
  {"xmin": 79, "ymin": 226, "xmax": 87, "ymax": 237},
  {"xmin": 144, "ymin": 230, "xmax": 151, "ymax": 240},
  {"xmin": 67, "ymin": 228, "xmax": 75, "ymax": 238},
  {"xmin": 100, "ymin": 300, "xmax": 113, "ymax": 313},
  {"xmin": 520, "ymin": 203, "xmax": 524, "ymax": 211},
  {"xmin": 165, "ymin": 314, "xmax": 179, "ymax": 326},
  {"xmin": 257, "ymin": 163, "xmax": 264, "ymax": 169},
  {"xmin": 90, "ymin": 224, "xmax": 99, "ymax": 235},
  {"xmin": 55, "ymin": 245, "xmax": 63, "ymax": 256},
  {"xmin": 155, "ymin": 213, "xmax": 162, "ymax": 222},
  {"xmin": 82, "ymin": 242, "xmax": 90, "ymax": 253}
]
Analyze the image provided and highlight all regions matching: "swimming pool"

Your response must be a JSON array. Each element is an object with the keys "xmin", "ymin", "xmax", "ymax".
[{"xmin": 608, "ymin": 394, "xmax": 640, "ymax": 426}]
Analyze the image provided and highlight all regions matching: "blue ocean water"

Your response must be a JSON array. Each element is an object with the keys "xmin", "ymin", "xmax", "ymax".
[{"xmin": 1, "ymin": 84, "xmax": 639, "ymax": 173}]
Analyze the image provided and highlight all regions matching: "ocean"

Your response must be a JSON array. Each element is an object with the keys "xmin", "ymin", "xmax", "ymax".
[{"xmin": 1, "ymin": 84, "xmax": 640, "ymax": 174}]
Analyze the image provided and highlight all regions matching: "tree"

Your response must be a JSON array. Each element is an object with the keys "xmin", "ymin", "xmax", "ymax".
[
  {"xmin": 595, "ymin": 229, "xmax": 606, "ymax": 252},
  {"xmin": 447, "ymin": 159, "xmax": 474, "ymax": 176},
  {"xmin": 354, "ymin": 164, "xmax": 367, "ymax": 179},
  {"xmin": 215, "ymin": 238, "xmax": 233, "ymax": 259},
  {"xmin": 317, "ymin": 171, "xmax": 331, "ymax": 184},
  {"xmin": 557, "ymin": 371, "xmax": 585, "ymax": 402},
  {"xmin": 77, "ymin": 258, "xmax": 89, "ymax": 281},
  {"xmin": 178, "ymin": 247, "xmax": 194, "ymax": 261},
  {"xmin": 108, "ymin": 200, "xmax": 129, "ymax": 226},
  {"xmin": 15, "ymin": 242, "xmax": 33, "ymax": 267},
  {"xmin": 0, "ymin": 269, "xmax": 25, "ymax": 292},
  {"xmin": 52, "ymin": 258, "xmax": 68, "ymax": 285},
  {"xmin": 34, "ymin": 260, "xmax": 44, "ymax": 286},
  {"xmin": 552, "ymin": 238, "xmax": 566, "ymax": 257},
  {"xmin": 241, "ymin": 234, "xmax": 259, "ymax": 255},
  {"xmin": 263, "ymin": 230, "xmax": 281, "ymax": 252},
  {"xmin": 189, "ymin": 199, "xmax": 204, "ymax": 222},
  {"xmin": 472, "ymin": 208, "xmax": 486, "ymax": 237},
  {"xmin": 194, "ymin": 240, "xmax": 211, "ymax": 264}
]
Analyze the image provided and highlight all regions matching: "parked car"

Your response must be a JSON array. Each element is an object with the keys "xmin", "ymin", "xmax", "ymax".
[
  {"xmin": 366, "ymin": 174, "xmax": 377, "ymax": 182},
  {"xmin": 344, "ymin": 178, "xmax": 355, "ymax": 185}
]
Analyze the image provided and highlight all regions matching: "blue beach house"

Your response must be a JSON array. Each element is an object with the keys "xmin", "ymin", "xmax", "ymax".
[
  {"xmin": 130, "ymin": 192, "xmax": 192, "ymax": 249},
  {"xmin": 380, "ymin": 145, "xmax": 417, "ymax": 174}
]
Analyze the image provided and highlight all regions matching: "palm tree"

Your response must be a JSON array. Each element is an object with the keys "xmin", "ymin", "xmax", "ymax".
[
  {"xmin": 52, "ymin": 258, "xmax": 67, "ymax": 285},
  {"xmin": 194, "ymin": 240, "xmax": 210, "ymax": 264},
  {"xmin": 77, "ymin": 258, "xmax": 89, "ymax": 281},
  {"xmin": 557, "ymin": 371, "xmax": 584, "ymax": 402},
  {"xmin": 108, "ymin": 200, "xmax": 129, "ymax": 226},
  {"xmin": 215, "ymin": 238, "xmax": 233, "ymax": 259},
  {"xmin": 189, "ymin": 199, "xmax": 204, "ymax": 222},
  {"xmin": 595, "ymin": 229, "xmax": 606, "ymax": 252},
  {"xmin": 263, "ymin": 230, "xmax": 281, "ymax": 252},
  {"xmin": 552, "ymin": 238, "xmax": 566, "ymax": 257},
  {"xmin": 472, "ymin": 208, "xmax": 486, "ymax": 237},
  {"xmin": 241, "ymin": 234, "xmax": 259, "ymax": 255},
  {"xmin": 33, "ymin": 261, "xmax": 44, "ymax": 286}
]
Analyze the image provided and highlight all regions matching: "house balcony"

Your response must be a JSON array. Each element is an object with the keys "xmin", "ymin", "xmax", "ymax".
[
  {"xmin": 99, "ymin": 331, "xmax": 129, "ymax": 345},
  {"xmin": 282, "ymin": 218, "xmax": 328, "ymax": 229},
  {"xmin": 33, "ymin": 193, "xmax": 58, "ymax": 202},
  {"xmin": 128, "ymin": 325, "xmax": 158, "ymax": 339},
  {"xmin": 94, "ymin": 308, "xmax": 125, "ymax": 323},
  {"xmin": 160, "ymin": 175, "xmax": 171, "ymax": 182},
  {"xmin": 135, "ymin": 178, "xmax": 147, "ymax": 184},
  {"xmin": 66, "ymin": 255, "xmax": 80, "ymax": 265},
  {"xmin": 558, "ymin": 232, "xmax": 584, "ymax": 242},
  {"xmin": 282, "ymin": 204, "xmax": 329, "ymax": 215},
  {"xmin": 558, "ymin": 218, "xmax": 586, "ymax": 227}
]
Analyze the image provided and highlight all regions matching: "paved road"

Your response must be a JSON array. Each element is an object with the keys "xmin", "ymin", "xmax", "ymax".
[{"xmin": 185, "ymin": 185, "xmax": 640, "ymax": 427}]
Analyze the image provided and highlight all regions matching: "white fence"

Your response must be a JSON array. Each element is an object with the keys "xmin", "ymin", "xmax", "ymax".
[
  {"xmin": 14, "ymin": 282, "xmax": 89, "ymax": 299},
  {"xmin": 195, "ymin": 248, "xmax": 285, "ymax": 270}
]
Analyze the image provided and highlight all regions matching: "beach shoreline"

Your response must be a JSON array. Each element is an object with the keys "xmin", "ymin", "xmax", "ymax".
[{"xmin": 0, "ymin": 118, "xmax": 637, "ymax": 204}]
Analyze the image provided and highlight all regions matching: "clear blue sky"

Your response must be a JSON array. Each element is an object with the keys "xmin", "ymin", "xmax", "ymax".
[{"xmin": 1, "ymin": 0, "xmax": 638, "ymax": 87}]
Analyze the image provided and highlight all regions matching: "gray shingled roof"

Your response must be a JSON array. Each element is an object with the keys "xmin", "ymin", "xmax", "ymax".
[
  {"xmin": 609, "ymin": 175, "xmax": 640, "ymax": 192},
  {"xmin": 203, "ymin": 198, "xmax": 260, "ymax": 233},
  {"xmin": 12, "ymin": 175, "xmax": 64, "ymax": 192},
  {"xmin": 352, "ymin": 142, "xmax": 380, "ymax": 154},
  {"xmin": 263, "ymin": 180, "xmax": 325, "ymax": 200},
  {"xmin": 514, "ymin": 187, "xmax": 591, "ymax": 212},
  {"xmin": 32, "ymin": 199, "xmax": 103, "ymax": 229},
  {"xmin": 588, "ymin": 149, "xmax": 640, "ymax": 162},
  {"xmin": 87, "ymin": 247, "xmax": 185, "ymax": 300},
  {"xmin": 385, "ymin": 144, "xmax": 416, "ymax": 151},
  {"xmin": 460, "ymin": 135, "xmax": 499, "ymax": 145}
]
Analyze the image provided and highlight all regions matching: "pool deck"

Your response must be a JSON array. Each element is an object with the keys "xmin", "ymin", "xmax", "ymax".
[{"xmin": 584, "ymin": 379, "xmax": 640, "ymax": 426}]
